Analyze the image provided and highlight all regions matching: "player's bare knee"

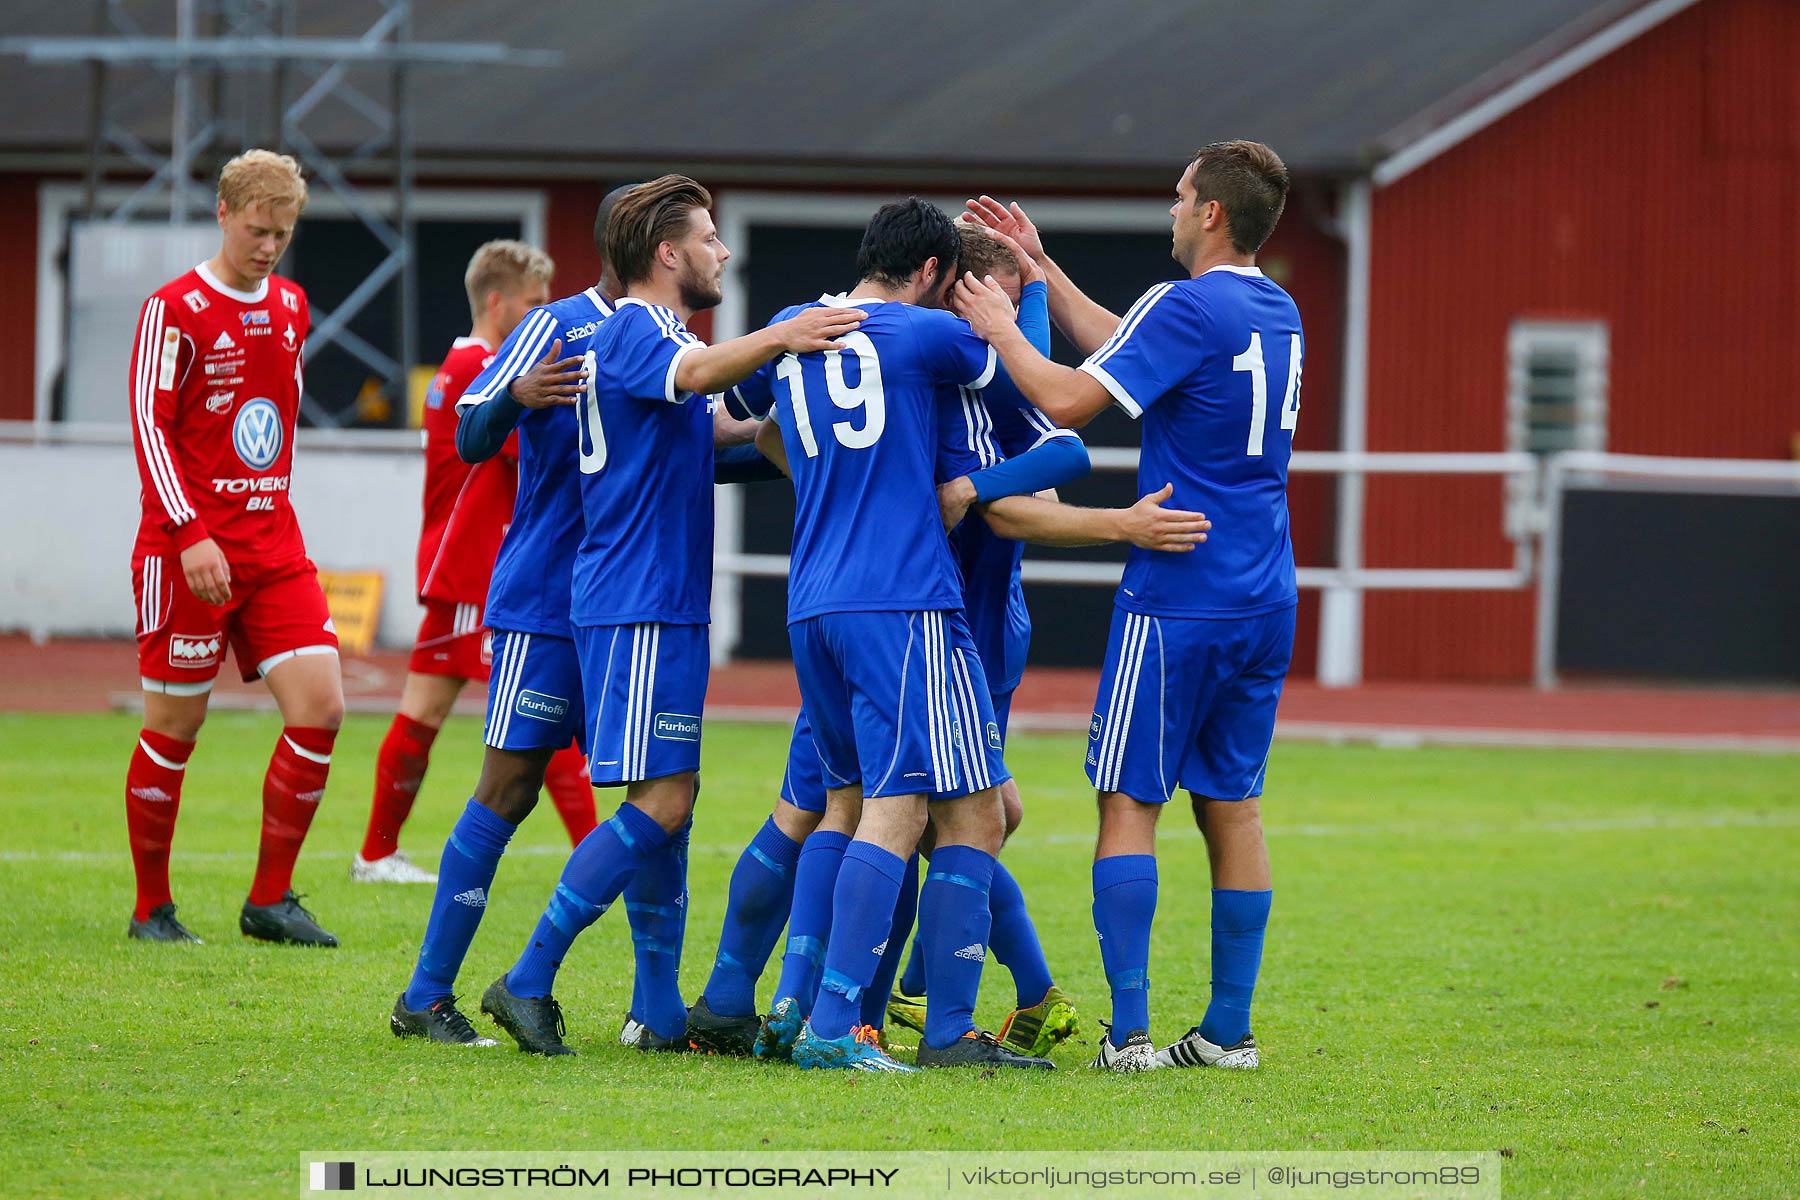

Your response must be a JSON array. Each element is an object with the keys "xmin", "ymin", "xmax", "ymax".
[
  {"xmin": 773, "ymin": 798, "xmax": 823, "ymax": 842},
  {"xmin": 142, "ymin": 692, "xmax": 208, "ymax": 742},
  {"xmin": 398, "ymin": 672, "xmax": 461, "ymax": 728},
  {"xmin": 473, "ymin": 747, "xmax": 550, "ymax": 823},
  {"xmin": 1000, "ymin": 779, "xmax": 1024, "ymax": 841},
  {"xmin": 628, "ymin": 771, "xmax": 697, "ymax": 834},
  {"xmin": 932, "ymin": 787, "xmax": 1004, "ymax": 855}
]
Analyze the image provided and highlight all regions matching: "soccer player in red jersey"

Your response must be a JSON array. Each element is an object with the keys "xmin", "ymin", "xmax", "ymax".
[
  {"xmin": 124, "ymin": 150, "xmax": 342, "ymax": 947},
  {"xmin": 353, "ymin": 241, "xmax": 597, "ymax": 883}
]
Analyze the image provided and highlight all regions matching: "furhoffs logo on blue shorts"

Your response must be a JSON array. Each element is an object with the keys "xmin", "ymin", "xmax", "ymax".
[
  {"xmin": 515, "ymin": 690, "xmax": 569, "ymax": 722},
  {"xmin": 653, "ymin": 713, "xmax": 701, "ymax": 742}
]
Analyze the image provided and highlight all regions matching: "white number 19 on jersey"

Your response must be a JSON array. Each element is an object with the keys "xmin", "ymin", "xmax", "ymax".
[
  {"xmin": 1233, "ymin": 331, "xmax": 1302, "ymax": 457},
  {"xmin": 776, "ymin": 331, "xmax": 886, "ymax": 458}
]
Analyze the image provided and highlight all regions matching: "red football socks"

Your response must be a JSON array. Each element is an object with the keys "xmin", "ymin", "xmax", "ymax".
[
  {"xmin": 543, "ymin": 743, "xmax": 598, "ymax": 846},
  {"xmin": 249, "ymin": 725, "xmax": 336, "ymax": 906},
  {"xmin": 125, "ymin": 730, "xmax": 195, "ymax": 920},
  {"xmin": 359, "ymin": 713, "xmax": 439, "ymax": 862}
]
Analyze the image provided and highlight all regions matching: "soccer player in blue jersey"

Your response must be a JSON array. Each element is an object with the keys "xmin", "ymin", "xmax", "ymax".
[
  {"xmin": 958, "ymin": 141, "xmax": 1300, "ymax": 1073},
  {"xmin": 479, "ymin": 176, "xmax": 865, "ymax": 1056},
  {"xmin": 389, "ymin": 183, "xmax": 780, "ymax": 1050},
  {"xmin": 883, "ymin": 224, "xmax": 1085, "ymax": 1057},
  {"xmin": 686, "ymin": 222, "xmax": 1088, "ymax": 1058},
  {"xmin": 388, "ymin": 187, "xmax": 629, "ymax": 1048}
]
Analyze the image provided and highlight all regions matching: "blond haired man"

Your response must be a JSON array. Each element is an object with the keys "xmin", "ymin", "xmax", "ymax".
[{"xmin": 124, "ymin": 149, "xmax": 342, "ymax": 947}]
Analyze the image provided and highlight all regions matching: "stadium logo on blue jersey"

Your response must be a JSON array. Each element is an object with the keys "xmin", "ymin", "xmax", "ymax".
[
  {"xmin": 515, "ymin": 690, "xmax": 569, "ymax": 722},
  {"xmin": 653, "ymin": 713, "xmax": 701, "ymax": 742},
  {"xmin": 565, "ymin": 320, "xmax": 599, "ymax": 340},
  {"xmin": 231, "ymin": 398, "xmax": 283, "ymax": 470}
]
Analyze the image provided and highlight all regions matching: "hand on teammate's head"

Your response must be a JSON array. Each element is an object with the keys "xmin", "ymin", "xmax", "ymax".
[
  {"xmin": 964, "ymin": 196, "xmax": 1043, "ymax": 260},
  {"xmin": 951, "ymin": 272, "xmax": 1014, "ymax": 338}
]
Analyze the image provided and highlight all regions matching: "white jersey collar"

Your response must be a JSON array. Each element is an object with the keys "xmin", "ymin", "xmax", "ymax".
[
  {"xmin": 196, "ymin": 261, "xmax": 270, "ymax": 304},
  {"xmin": 583, "ymin": 286, "xmax": 614, "ymax": 315},
  {"xmin": 1199, "ymin": 264, "xmax": 1264, "ymax": 278}
]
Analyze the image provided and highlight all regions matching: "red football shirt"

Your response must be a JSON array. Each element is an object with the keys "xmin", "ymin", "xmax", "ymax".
[
  {"xmin": 416, "ymin": 337, "xmax": 494, "ymax": 595},
  {"xmin": 128, "ymin": 263, "xmax": 312, "ymax": 568},
  {"xmin": 419, "ymin": 336, "xmax": 519, "ymax": 606}
]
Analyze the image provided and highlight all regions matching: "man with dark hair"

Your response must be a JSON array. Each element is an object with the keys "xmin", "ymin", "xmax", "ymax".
[
  {"xmin": 479, "ymin": 176, "xmax": 863, "ymax": 1056},
  {"xmin": 725, "ymin": 197, "xmax": 1034, "ymax": 1072},
  {"xmin": 958, "ymin": 139, "xmax": 1301, "ymax": 1072}
]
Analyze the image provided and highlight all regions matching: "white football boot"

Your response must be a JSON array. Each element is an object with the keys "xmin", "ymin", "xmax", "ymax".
[
  {"xmin": 1156, "ymin": 1026, "xmax": 1259, "ymax": 1070},
  {"xmin": 350, "ymin": 850, "xmax": 438, "ymax": 884}
]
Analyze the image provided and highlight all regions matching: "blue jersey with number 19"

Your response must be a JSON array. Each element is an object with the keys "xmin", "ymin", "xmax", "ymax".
[
  {"xmin": 1078, "ymin": 265, "xmax": 1303, "ymax": 618},
  {"xmin": 732, "ymin": 296, "xmax": 995, "ymax": 622},
  {"xmin": 569, "ymin": 297, "xmax": 714, "ymax": 627}
]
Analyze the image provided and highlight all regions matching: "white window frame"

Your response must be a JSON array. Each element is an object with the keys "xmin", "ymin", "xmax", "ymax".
[
  {"xmin": 1505, "ymin": 319, "xmax": 1608, "ymax": 535},
  {"xmin": 34, "ymin": 181, "xmax": 547, "ymax": 425}
]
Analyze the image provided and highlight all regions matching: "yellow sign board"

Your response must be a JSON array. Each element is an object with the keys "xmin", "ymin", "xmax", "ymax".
[{"xmin": 317, "ymin": 570, "xmax": 385, "ymax": 656}]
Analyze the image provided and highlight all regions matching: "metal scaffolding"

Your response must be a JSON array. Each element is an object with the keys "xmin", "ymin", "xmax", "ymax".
[{"xmin": 3, "ymin": 1, "xmax": 557, "ymax": 427}]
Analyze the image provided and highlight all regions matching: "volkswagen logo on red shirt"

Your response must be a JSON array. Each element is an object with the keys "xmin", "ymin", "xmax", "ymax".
[{"xmin": 232, "ymin": 398, "xmax": 283, "ymax": 470}]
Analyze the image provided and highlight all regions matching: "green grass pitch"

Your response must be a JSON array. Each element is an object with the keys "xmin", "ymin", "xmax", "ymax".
[{"xmin": 2, "ymin": 711, "xmax": 1795, "ymax": 1198}]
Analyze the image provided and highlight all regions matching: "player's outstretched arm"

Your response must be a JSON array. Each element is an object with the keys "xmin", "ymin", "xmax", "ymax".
[
  {"xmin": 673, "ymin": 307, "xmax": 865, "ymax": 396},
  {"xmin": 979, "ymin": 483, "xmax": 1209, "ymax": 551},
  {"xmin": 965, "ymin": 196, "xmax": 1121, "ymax": 355},
  {"xmin": 955, "ymin": 273, "xmax": 1115, "ymax": 429}
]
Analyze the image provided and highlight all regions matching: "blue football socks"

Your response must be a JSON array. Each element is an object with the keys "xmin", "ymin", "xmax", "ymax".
[
  {"xmin": 404, "ymin": 799, "xmax": 516, "ymax": 1011},
  {"xmin": 918, "ymin": 844, "xmax": 997, "ymax": 1050},
  {"xmin": 624, "ymin": 819, "xmax": 691, "ymax": 1041},
  {"xmin": 809, "ymin": 840, "xmax": 909, "ymax": 1040},
  {"xmin": 506, "ymin": 802, "xmax": 669, "ymax": 999},
  {"xmin": 1092, "ymin": 854, "xmax": 1158, "ymax": 1045},
  {"xmin": 770, "ymin": 829, "xmax": 849, "ymax": 1012},
  {"xmin": 987, "ymin": 860, "xmax": 1055, "ymax": 1009},
  {"xmin": 1200, "ymin": 888, "xmax": 1272, "ymax": 1047},
  {"xmin": 701, "ymin": 817, "xmax": 802, "ymax": 1018},
  {"xmin": 861, "ymin": 852, "xmax": 919, "ymax": 1028}
]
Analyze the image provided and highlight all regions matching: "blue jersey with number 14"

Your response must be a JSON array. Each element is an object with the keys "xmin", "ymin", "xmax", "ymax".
[
  {"xmin": 1078, "ymin": 265, "xmax": 1303, "ymax": 618},
  {"xmin": 732, "ymin": 297, "xmax": 995, "ymax": 623}
]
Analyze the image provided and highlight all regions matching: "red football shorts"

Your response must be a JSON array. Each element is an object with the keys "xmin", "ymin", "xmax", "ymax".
[
  {"xmin": 134, "ymin": 554, "xmax": 339, "ymax": 694},
  {"xmin": 407, "ymin": 598, "xmax": 493, "ymax": 682}
]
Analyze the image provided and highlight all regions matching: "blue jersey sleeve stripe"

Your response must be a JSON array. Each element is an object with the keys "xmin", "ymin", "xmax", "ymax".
[
  {"xmin": 459, "ymin": 309, "xmax": 556, "ymax": 409},
  {"xmin": 1087, "ymin": 282, "xmax": 1170, "ymax": 364},
  {"xmin": 1078, "ymin": 359, "xmax": 1142, "ymax": 418},
  {"xmin": 967, "ymin": 343, "xmax": 998, "ymax": 391},
  {"xmin": 662, "ymin": 340, "xmax": 703, "ymax": 404},
  {"xmin": 957, "ymin": 387, "xmax": 999, "ymax": 468},
  {"xmin": 485, "ymin": 308, "xmax": 558, "ymax": 392},
  {"xmin": 1021, "ymin": 405, "xmax": 1061, "ymax": 435},
  {"xmin": 1088, "ymin": 282, "xmax": 1175, "ymax": 368}
]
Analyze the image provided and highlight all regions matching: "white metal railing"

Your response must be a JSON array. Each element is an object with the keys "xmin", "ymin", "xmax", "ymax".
[{"xmin": 724, "ymin": 449, "xmax": 1543, "ymax": 594}]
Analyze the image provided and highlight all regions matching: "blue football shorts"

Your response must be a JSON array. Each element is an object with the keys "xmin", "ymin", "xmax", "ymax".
[
  {"xmin": 788, "ymin": 609, "xmax": 1010, "ymax": 801},
  {"xmin": 483, "ymin": 628, "xmax": 586, "ymax": 754},
  {"xmin": 1085, "ymin": 603, "xmax": 1296, "ymax": 803},
  {"xmin": 575, "ymin": 621, "xmax": 709, "ymax": 786}
]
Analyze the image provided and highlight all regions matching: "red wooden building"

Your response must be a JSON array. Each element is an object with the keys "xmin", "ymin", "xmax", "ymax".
[{"xmin": 2, "ymin": 0, "xmax": 1792, "ymax": 680}]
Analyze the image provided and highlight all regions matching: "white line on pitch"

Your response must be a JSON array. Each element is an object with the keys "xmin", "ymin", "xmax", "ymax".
[{"xmin": 5, "ymin": 809, "xmax": 1796, "ymax": 866}]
